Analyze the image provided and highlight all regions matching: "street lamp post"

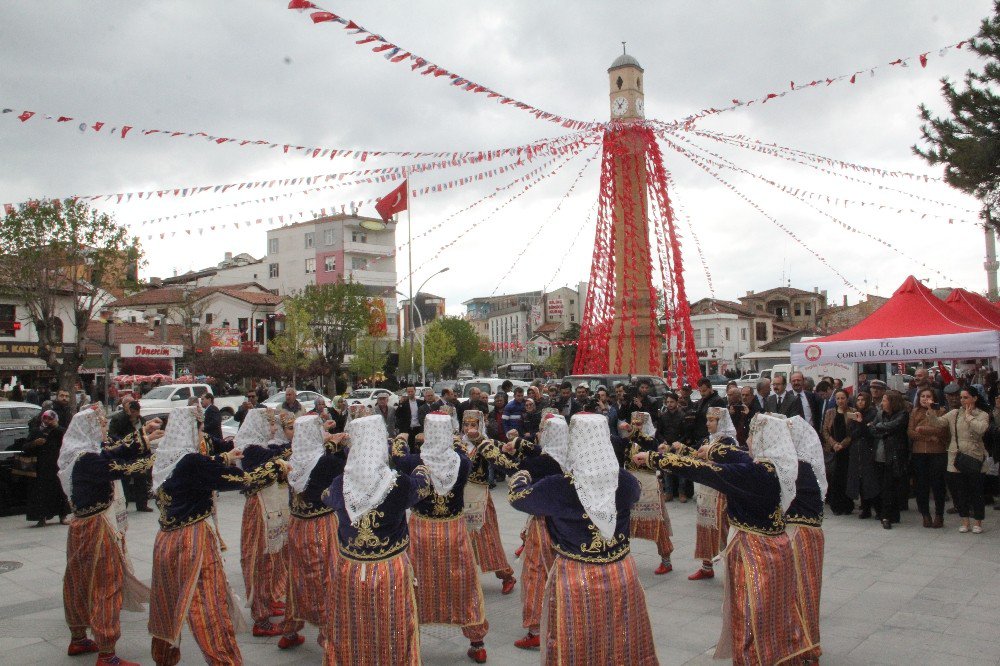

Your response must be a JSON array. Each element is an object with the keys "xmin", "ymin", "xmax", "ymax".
[{"xmin": 397, "ymin": 266, "xmax": 448, "ymax": 386}]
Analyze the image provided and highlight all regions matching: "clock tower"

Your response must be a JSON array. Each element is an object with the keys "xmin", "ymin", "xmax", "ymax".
[{"xmin": 608, "ymin": 48, "xmax": 645, "ymax": 121}]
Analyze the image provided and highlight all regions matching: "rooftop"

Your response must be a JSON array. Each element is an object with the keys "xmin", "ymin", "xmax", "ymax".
[
  {"xmin": 609, "ymin": 53, "xmax": 643, "ymax": 71},
  {"xmin": 109, "ymin": 282, "xmax": 281, "ymax": 308}
]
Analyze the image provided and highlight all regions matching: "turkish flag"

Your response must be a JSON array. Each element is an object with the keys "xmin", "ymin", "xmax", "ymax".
[{"xmin": 375, "ymin": 179, "xmax": 408, "ymax": 221}]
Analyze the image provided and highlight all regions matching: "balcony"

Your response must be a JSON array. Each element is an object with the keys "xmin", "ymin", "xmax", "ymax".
[
  {"xmin": 345, "ymin": 269, "xmax": 396, "ymax": 288},
  {"xmin": 344, "ymin": 241, "xmax": 395, "ymax": 257}
]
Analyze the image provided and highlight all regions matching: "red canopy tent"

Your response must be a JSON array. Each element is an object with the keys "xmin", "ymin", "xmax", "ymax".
[
  {"xmin": 944, "ymin": 288, "xmax": 1000, "ymax": 330},
  {"xmin": 791, "ymin": 276, "xmax": 1000, "ymax": 365}
]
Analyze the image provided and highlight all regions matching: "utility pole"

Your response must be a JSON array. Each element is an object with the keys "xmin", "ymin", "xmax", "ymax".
[{"xmin": 984, "ymin": 216, "xmax": 999, "ymax": 300}]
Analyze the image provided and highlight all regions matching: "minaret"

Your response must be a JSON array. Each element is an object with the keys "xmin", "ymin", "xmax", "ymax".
[{"xmin": 606, "ymin": 48, "xmax": 659, "ymax": 374}]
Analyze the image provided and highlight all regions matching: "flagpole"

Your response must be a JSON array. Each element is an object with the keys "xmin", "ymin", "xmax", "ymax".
[{"xmin": 406, "ymin": 166, "xmax": 414, "ymax": 385}]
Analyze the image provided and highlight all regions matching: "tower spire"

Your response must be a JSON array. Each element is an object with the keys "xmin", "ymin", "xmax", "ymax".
[{"xmin": 622, "ymin": 41, "xmax": 627, "ymax": 55}]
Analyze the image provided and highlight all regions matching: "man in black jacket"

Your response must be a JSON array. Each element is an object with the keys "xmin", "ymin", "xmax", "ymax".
[
  {"xmin": 552, "ymin": 381, "xmax": 582, "ymax": 423},
  {"xmin": 789, "ymin": 371, "xmax": 822, "ymax": 430},
  {"xmin": 688, "ymin": 378, "xmax": 727, "ymax": 445},
  {"xmin": 618, "ymin": 378, "xmax": 657, "ymax": 426},
  {"xmin": 200, "ymin": 393, "xmax": 225, "ymax": 451},
  {"xmin": 394, "ymin": 385, "xmax": 427, "ymax": 446},
  {"xmin": 108, "ymin": 399, "xmax": 157, "ymax": 511},
  {"xmin": 765, "ymin": 374, "xmax": 805, "ymax": 419},
  {"xmin": 656, "ymin": 392, "xmax": 692, "ymax": 501}
]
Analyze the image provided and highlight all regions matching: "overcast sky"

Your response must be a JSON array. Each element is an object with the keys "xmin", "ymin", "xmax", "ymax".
[{"xmin": 1, "ymin": 1, "xmax": 993, "ymax": 314}]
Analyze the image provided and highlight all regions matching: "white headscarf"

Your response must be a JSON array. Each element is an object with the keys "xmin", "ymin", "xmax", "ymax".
[
  {"xmin": 288, "ymin": 415, "xmax": 327, "ymax": 494},
  {"xmin": 786, "ymin": 416, "xmax": 828, "ymax": 500},
  {"xmin": 461, "ymin": 409, "xmax": 487, "ymax": 448},
  {"xmin": 707, "ymin": 406, "xmax": 737, "ymax": 441},
  {"xmin": 152, "ymin": 406, "xmax": 202, "ymax": 492},
  {"xmin": 567, "ymin": 413, "xmax": 620, "ymax": 540},
  {"xmin": 57, "ymin": 408, "xmax": 106, "ymax": 498},
  {"xmin": 421, "ymin": 412, "xmax": 461, "ymax": 495},
  {"xmin": 342, "ymin": 414, "xmax": 397, "ymax": 525},
  {"xmin": 630, "ymin": 411, "xmax": 657, "ymax": 438},
  {"xmin": 234, "ymin": 408, "xmax": 272, "ymax": 452},
  {"xmin": 747, "ymin": 413, "xmax": 799, "ymax": 512},
  {"xmin": 538, "ymin": 412, "xmax": 569, "ymax": 469}
]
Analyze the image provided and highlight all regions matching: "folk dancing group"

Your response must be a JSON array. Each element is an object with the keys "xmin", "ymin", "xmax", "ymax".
[{"xmin": 56, "ymin": 397, "xmax": 828, "ymax": 665}]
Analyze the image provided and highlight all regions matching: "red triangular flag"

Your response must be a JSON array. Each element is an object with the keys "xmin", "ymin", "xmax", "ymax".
[{"xmin": 375, "ymin": 179, "xmax": 408, "ymax": 221}]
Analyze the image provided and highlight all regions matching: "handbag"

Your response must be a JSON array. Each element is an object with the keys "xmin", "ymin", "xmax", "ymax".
[{"xmin": 953, "ymin": 451, "xmax": 984, "ymax": 476}]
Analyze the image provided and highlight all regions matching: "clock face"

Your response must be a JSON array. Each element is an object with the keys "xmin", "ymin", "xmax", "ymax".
[
  {"xmin": 612, "ymin": 96, "xmax": 629, "ymax": 116},
  {"xmin": 636, "ymin": 98, "xmax": 645, "ymax": 116}
]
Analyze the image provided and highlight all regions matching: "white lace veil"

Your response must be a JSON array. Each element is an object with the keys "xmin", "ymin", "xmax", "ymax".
[
  {"xmin": 567, "ymin": 413, "xmax": 620, "ymax": 540},
  {"xmin": 538, "ymin": 413, "xmax": 569, "ymax": 469},
  {"xmin": 234, "ymin": 408, "xmax": 272, "ymax": 452},
  {"xmin": 342, "ymin": 414, "xmax": 397, "ymax": 525},
  {"xmin": 461, "ymin": 409, "xmax": 487, "ymax": 447},
  {"xmin": 57, "ymin": 408, "xmax": 107, "ymax": 498},
  {"xmin": 630, "ymin": 411, "xmax": 657, "ymax": 438},
  {"xmin": 747, "ymin": 413, "xmax": 799, "ymax": 512},
  {"xmin": 707, "ymin": 406, "xmax": 737, "ymax": 441},
  {"xmin": 421, "ymin": 412, "xmax": 461, "ymax": 495},
  {"xmin": 786, "ymin": 415, "xmax": 828, "ymax": 500},
  {"xmin": 152, "ymin": 406, "xmax": 202, "ymax": 492},
  {"xmin": 288, "ymin": 415, "xmax": 326, "ymax": 494}
]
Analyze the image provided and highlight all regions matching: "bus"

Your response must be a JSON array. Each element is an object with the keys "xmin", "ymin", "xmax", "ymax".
[{"xmin": 496, "ymin": 362, "xmax": 537, "ymax": 381}]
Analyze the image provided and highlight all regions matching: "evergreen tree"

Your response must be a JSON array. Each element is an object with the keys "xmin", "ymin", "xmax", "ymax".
[{"xmin": 915, "ymin": 1, "xmax": 1000, "ymax": 228}]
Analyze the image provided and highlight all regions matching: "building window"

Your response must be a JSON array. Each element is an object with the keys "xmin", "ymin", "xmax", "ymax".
[
  {"xmin": 351, "ymin": 230, "xmax": 367, "ymax": 243},
  {"xmin": 805, "ymin": 303, "xmax": 813, "ymax": 315},
  {"xmin": 794, "ymin": 304, "xmax": 801, "ymax": 316},
  {"xmin": 570, "ymin": 314, "xmax": 575, "ymax": 322},
  {"xmin": 324, "ymin": 229, "xmax": 335, "ymax": 246},
  {"xmin": 268, "ymin": 238, "xmax": 278, "ymax": 254},
  {"xmin": 324, "ymin": 256, "xmax": 336, "ymax": 272},
  {"xmin": 741, "ymin": 327, "xmax": 747, "ymax": 341},
  {"xmin": 238, "ymin": 318, "xmax": 249, "ymax": 341},
  {"xmin": 706, "ymin": 329, "xmax": 715, "ymax": 346},
  {"xmin": 269, "ymin": 263, "xmax": 279, "ymax": 278},
  {"xmin": 351, "ymin": 257, "xmax": 368, "ymax": 270},
  {"xmin": 755, "ymin": 322, "xmax": 767, "ymax": 341},
  {"xmin": 724, "ymin": 327, "xmax": 731, "ymax": 341},
  {"xmin": 693, "ymin": 329, "xmax": 702, "ymax": 345},
  {"xmin": 304, "ymin": 232, "xmax": 315, "ymax": 249},
  {"xmin": 570, "ymin": 299, "xmax": 575, "ymax": 305},
  {"xmin": 0, "ymin": 304, "xmax": 16, "ymax": 337},
  {"xmin": 305, "ymin": 258, "xmax": 316, "ymax": 274},
  {"xmin": 205, "ymin": 313, "xmax": 214, "ymax": 325}
]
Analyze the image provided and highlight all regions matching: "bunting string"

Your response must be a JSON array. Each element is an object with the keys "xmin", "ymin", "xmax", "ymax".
[
  {"xmin": 287, "ymin": 1, "xmax": 598, "ymax": 131},
  {"xmin": 664, "ymin": 39, "xmax": 971, "ymax": 128},
  {"xmin": 489, "ymin": 147, "xmax": 600, "ymax": 295},
  {"xmin": 659, "ymin": 133, "xmax": 863, "ymax": 295},
  {"xmin": 542, "ymin": 202, "xmax": 597, "ymax": 293},
  {"xmin": 686, "ymin": 128, "xmax": 979, "ymax": 213},
  {"xmin": 663, "ymin": 170, "xmax": 715, "ymax": 300},
  {"xmin": 667, "ymin": 131, "xmax": 951, "ymax": 281}
]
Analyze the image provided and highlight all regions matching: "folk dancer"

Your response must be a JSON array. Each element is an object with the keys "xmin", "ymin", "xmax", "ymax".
[
  {"xmin": 394, "ymin": 412, "xmax": 491, "ymax": 663},
  {"xmin": 670, "ymin": 406, "xmax": 739, "ymax": 581},
  {"xmin": 621, "ymin": 410, "xmax": 675, "ymax": 575},
  {"xmin": 490, "ymin": 410, "xmax": 566, "ymax": 651},
  {"xmin": 459, "ymin": 409, "xmax": 517, "ymax": 595},
  {"xmin": 635, "ymin": 413, "xmax": 810, "ymax": 665},
  {"xmin": 233, "ymin": 408, "xmax": 293, "ymax": 638},
  {"xmin": 786, "ymin": 415, "xmax": 828, "ymax": 662},
  {"xmin": 510, "ymin": 413, "xmax": 658, "ymax": 665},
  {"xmin": 321, "ymin": 414, "xmax": 429, "ymax": 666},
  {"xmin": 280, "ymin": 415, "xmax": 348, "ymax": 650},
  {"xmin": 148, "ymin": 406, "xmax": 253, "ymax": 666},
  {"xmin": 58, "ymin": 408, "xmax": 152, "ymax": 666}
]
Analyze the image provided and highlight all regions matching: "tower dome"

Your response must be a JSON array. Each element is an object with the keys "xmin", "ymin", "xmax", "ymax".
[{"xmin": 608, "ymin": 53, "xmax": 643, "ymax": 72}]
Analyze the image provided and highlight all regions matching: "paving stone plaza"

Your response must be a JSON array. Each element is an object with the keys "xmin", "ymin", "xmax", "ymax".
[{"xmin": 1, "ymin": 489, "xmax": 998, "ymax": 665}]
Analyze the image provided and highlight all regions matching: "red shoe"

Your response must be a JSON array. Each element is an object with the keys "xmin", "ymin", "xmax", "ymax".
[
  {"xmin": 278, "ymin": 634, "xmax": 305, "ymax": 650},
  {"xmin": 654, "ymin": 562, "xmax": 673, "ymax": 575},
  {"xmin": 467, "ymin": 645, "xmax": 488, "ymax": 663},
  {"xmin": 688, "ymin": 568, "xmax": 714, "ymax": 581},
  {"xmin": 514, "ymin": 633, "xmax": 540, "ymax": 649},
  {"xmin": 252, "ymin": 621, "xmax": 284, "ymax": 637},
  {"xmin": 68, "ymin": 639, "xmax": 99, "ymax": 656},
  {"xmin": 269, "ymin": 603, "xmax": 285, "ymax": 617},
  {"xmin": 500, "ymin": 576, "xmax": 517, "ymax": 595},
  {"xmin": 514, "ymin": 544, "xmax": 525, "ymax": 559},
  {"xmin": 96, "ymin": 653, "xmax": 140, "ymax": 666}
]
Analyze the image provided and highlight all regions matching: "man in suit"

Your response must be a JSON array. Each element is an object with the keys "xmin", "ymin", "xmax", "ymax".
[
  {"xmin": 373, "ymin": 393, "xmax": 397, "ymax": 437},
  {"xmin": 458, "ymin": 387, "xmax": 490, "ymax": 422},
  {"xmin": 688, "ymin": 378, "xmax": 727, "ymax": 445},
  {"xmin": 765, "ymin": 374, "xmax": 805, "ymax": 418},
  {"xmin": 814, "ymin": 380, "xmax": 836, "ymax": 429},
  {"xmin": 753, "ymin": 379, "xmax": 771, "ymax": 413},
  {"xmin": 200, "ymin": 393, "xmax": 226, "ymax": 451},
  {"xmin": 394, "ymin": 385, "xmax": 427, "ymax": 443},
  {"xmin": 107, "ymin": 397, "xmax": 160, "ymax": 512},
  {"xmin": 789, "ymin": 371, "xmax": 821, "ymax": 429},
  {"xmin": 906, "ymin": 367, "xmax": 945, "ymax": 407}
]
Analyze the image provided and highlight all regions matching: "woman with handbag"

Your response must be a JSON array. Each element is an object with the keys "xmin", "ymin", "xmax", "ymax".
[
  {"xmin": 927, "ymin": 386, "xmax": 990, "ymax": 534},
  {"xmin": 868, "ymin": 391, "xmax": 909, "ymax": 529},
  {"xmin": 907, "ymin": 388, "xmax": 949, "ymax": 528}
]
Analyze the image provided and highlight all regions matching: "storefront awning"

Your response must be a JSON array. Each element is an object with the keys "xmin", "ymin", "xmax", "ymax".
[{"xmin": 0, "ymin": 357, "xmax": 50, "ymax": 372}]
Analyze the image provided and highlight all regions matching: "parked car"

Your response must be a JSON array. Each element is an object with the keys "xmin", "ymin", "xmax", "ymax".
[
  {"xmin": 432, "ymin": 380, "xmax": 458, "ymax": 395},
  {"xmin": 704, "ymin": 374, "xmax": 733, "ymax": 395},
  {"xmin": 0, "ymin": 402, "xmax": 41, "ymax": 451},
  {"xmin": 347, "ymin": 388, "xmax": 399, "ymax": 410},
  {"xmin": 261, "ymin": 390, "xmax": 331, "ymax": 413},
  {"xmin": 0, "ymin": 401, "xmax": 41, "ymax": 516},
  {"xmin": 737, "ymin": 372, "xmax": 761, "ymax": 387},
  {"xmin": 561, "ymin": 374, "xmax": 671, "ymax": 409},
  {"xmin": 456, "ymin": 378, "xmax": 531, "ymax": 402},
  {"xmin": 139, "ymin": 384, "xmax": 244, "ymax": 418},
  {"xmin": 221, "ymin": 416, "xmax": 240, "ymax": 439}
]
